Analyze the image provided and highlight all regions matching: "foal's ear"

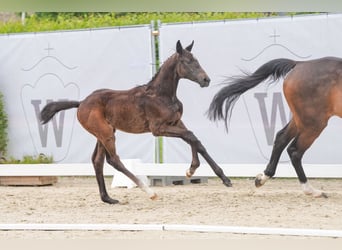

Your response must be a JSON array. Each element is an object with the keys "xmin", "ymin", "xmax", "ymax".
[
  {"xmin": 176, "ymin": 40, "xmax": 183, "ymax": 55},
  {"xmin": 185, "ymin": 40, "xmax": 194, "ymax": 52}
]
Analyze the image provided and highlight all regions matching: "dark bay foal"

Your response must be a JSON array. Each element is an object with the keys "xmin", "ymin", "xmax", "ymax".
[{"xmin": 41, "ymin": 40, "xmax": 232, "ymax": 204}]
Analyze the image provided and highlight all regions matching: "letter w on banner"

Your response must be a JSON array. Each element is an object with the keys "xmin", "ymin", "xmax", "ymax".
[
  {"xmin": 160, "ymin": 14, "xmax": 342, "ymax": 164},
  {"xmin": 0, "ymin": 26, "xmax": 155, "ymax": 163}
]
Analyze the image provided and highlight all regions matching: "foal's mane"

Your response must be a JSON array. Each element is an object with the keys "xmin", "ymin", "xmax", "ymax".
[{"xmin": 146, "ymin": 53, "xmax": 178, "ymax": 87}]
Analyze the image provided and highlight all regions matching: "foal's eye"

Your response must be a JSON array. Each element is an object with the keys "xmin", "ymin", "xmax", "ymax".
[{"xmin": 185, "ymin": 58, "xmax": 194, "ymax": 64}]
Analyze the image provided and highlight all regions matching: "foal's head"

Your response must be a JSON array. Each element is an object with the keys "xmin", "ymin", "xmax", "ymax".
[{"xmin": 175, "ymin": 40, "xmax": 210, "ymax": 87}]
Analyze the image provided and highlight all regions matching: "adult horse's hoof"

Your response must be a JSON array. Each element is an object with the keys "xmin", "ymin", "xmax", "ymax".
[
  {"xmin": 320, "ymin": 192, "xmax": 328, "ymax": 198},
  {"xmin": 255, "ymin": 177, "xmax": 263, "ymax": 188},
  {"xmin": 311, "ymin": 191, "xmax": 328, "ymax": 198},
  {"xmin": 302, "ymin": 182, "xmax": 328, "ymax": 198},
  {"xmin": 255, "ymin": 173, "xmax": 269, "ymax": 188}
]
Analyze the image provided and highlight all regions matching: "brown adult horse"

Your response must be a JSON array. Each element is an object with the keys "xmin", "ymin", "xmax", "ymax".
[
  {"xmin": 209, "ymin": 57, "xmax": 342, "ymax": 198},
  {"xmin": 40, "ymin": 40, "xmax": 232, "ymax": 204}
]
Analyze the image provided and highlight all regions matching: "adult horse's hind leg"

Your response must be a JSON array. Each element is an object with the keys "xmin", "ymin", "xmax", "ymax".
[
  {"xmin": 255, "ymin": 120, "xmax": 297, "ymax": 187},
  {"xmin": 92, "ymin": 141, "xmax": 119, "ymax": 204},
  {"xmin": 287, "ymin": 127, "xmax": 328, "ymax": 198}
]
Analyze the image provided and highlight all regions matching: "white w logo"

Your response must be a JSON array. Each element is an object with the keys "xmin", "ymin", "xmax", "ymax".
[
  {"xmin": 254, "ymin": 92, "xmax": 292, "ymax": 145},
  {"xmin": 31, "ymin": 99, "xmax": 66, "ymax": 147}
]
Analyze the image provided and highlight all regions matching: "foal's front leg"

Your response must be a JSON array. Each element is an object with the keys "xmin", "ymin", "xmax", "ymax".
[
  {"xmin": 152, "ymin": 120, "xmax": 232, "ymax": 187},
  {"xmin": 185, "ymin": 141, "xmax": 201, "ymax": 178}
]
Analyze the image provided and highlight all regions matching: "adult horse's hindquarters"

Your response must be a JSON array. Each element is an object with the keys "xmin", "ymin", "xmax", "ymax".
[{"xmin": 209, "ymin": 57, "xmax": 342, "ymax": 198}]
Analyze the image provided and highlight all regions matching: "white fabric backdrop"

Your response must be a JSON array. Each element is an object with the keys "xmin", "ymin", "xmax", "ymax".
[
  {"xmin": 0, "ymin": 26, "xmax": 155, "ymax": 163},
  {"xmin": 159, "ymin": 13, "xmax": 342, "ymax": 165},
  {"xmin": 2, "ymin": 14, "xmax": 342, "ymax": 167}
]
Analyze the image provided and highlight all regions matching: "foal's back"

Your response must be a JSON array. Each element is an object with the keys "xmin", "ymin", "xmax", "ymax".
[{"xmin": 77, "ymin": 85, "xmax": 151, "ymax": 134}]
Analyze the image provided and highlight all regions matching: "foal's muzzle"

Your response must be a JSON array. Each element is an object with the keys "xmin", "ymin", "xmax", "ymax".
[{"xmin": 200, "ymin": 75, "xmax": 210, "ymax": 87}]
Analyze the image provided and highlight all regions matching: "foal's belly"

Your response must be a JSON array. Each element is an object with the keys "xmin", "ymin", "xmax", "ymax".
[
  {"xmin": 115, "ymin": 122, "xmax": 150, "ymax": 134},
  {"xmin": 109, "ymin": 112, "xmax": 150, "ymax": 134}
]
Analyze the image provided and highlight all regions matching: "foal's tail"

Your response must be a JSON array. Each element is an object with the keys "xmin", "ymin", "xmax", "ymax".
[
  {"xmin": 208, "ymin": 58, "xmax": 297, "ymax": 129},
  {"xmin": 40, "ymin": 101, "xmax": 80, "ymax": 124}
]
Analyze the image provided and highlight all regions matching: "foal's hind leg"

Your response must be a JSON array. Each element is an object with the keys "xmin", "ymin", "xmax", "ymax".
[
  {"xmin": 287, "ymin": 127, "xmax": 328, "ymax": 198},
  {"xmin": 88, "ymin": 119, "xmax": 156, "ymax": 203},
  {"xmin": 99, "ymin": 131, "xmax": 157, "ymax": 201},
  {"xmin": 255, "ymin": 120, "xmax": 296, "ymax": 187},
  {"xmin": 92, "ymin": 141, "xmax": 119, "ymax": 204}
]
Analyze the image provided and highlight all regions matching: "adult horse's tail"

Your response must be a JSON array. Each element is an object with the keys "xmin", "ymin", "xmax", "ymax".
[
  {"xmin": 40, "ymin": 101, "xmax": 80, "ymax": 124},
  {"xmin": 208, "ymin": 58, "xmax": 297, "ymax": 129}
]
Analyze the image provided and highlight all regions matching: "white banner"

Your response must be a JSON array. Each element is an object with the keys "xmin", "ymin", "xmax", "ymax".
[
  {"xmin": 159, "ymin": 13, "xmax": 342, "ymax": 165},
  {"xmin": 0, "ymin": 26, "xmax": 155, "ymax": 163}
]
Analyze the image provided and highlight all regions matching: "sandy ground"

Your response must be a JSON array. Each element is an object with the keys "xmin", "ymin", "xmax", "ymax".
[{"xmin": 0, "ymin": 176, "xmax": 342, "ymax": 240}]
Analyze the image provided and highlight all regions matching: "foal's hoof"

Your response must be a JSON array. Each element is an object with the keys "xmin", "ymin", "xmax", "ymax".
[
  {"xmin": 103, "ymin": 197, "xmax": 120, "ymax": 205},
  {"xmin": 223, "ymin": 179, "xmax": 232, "ymax": 187},
  {"xmin": 150, "ymin": 193, "xmax": 158, "ymax": 200},
  {"xmin": 185, "ymin": 170, "xmax": 193, "ymax": 179}
]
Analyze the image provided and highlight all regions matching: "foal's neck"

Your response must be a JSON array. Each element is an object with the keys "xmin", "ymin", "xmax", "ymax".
[{"xmin": 148, "ymin": 54, "xmax": 180, "ymax": 98}]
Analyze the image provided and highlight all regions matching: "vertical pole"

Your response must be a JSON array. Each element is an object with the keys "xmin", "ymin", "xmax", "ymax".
[
  {"xmin": 21, "ymin": 12, "xmax": 26, "ymax": 25},
  {"xmin": 150, "ymin": 20, "xmax": 163, "ymax": 163},
  {"xmin": 156, "ymin": 20, "xmax": 163, "ymax": 163}
]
